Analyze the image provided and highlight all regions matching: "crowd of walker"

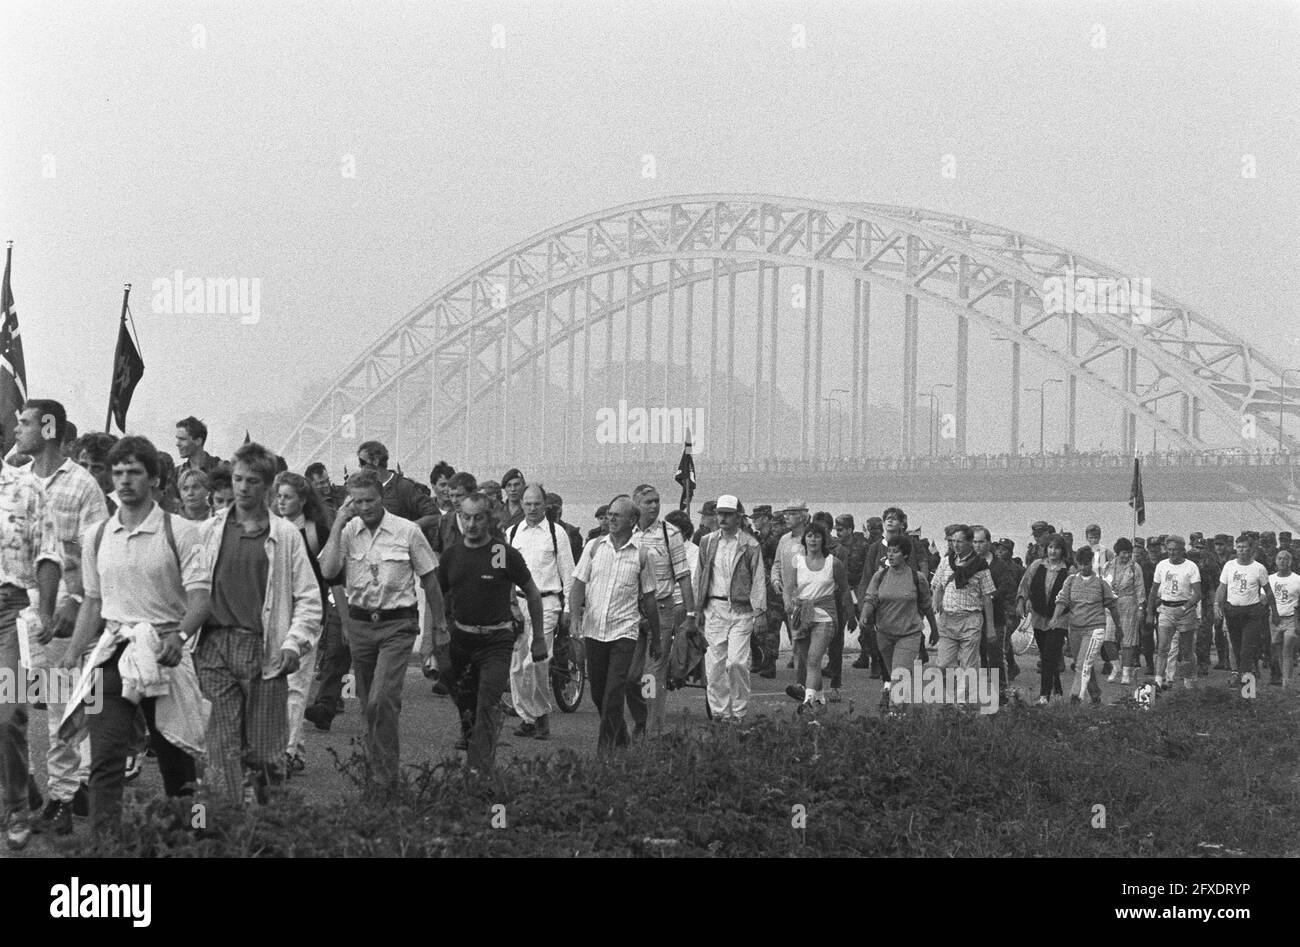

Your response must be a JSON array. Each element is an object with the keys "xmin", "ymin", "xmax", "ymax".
[{"xmin": 0, "ymin": 403, "xmax": 1295, "ymax": 849}]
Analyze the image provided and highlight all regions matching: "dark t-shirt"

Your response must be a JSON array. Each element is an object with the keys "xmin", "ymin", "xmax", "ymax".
[
  {"xmin": 438, "ymin": 538, "xmax": 533, "ymax": 626},
  {"xmin": 211, "ymin": 515, "xmax": 269, "ymax": 634}
]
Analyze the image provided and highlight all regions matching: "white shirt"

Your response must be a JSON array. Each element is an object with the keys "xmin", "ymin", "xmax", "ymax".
[
  {"xmin": 684, "ymin": 541, "xmax": 700, "ymax": 602},
  {"xmin": 794, "ymin": 552, "xmax": 835, "ymax": 623},
  {"xmin": 1268, "ymin": 571, "xmax": 1300, "ymax": 617},
  {"xmin": 1220, "ymin": 559, "xmax": 1270, "ymax": 606},
  {"xmin": 708, "ymin": 532, "xmax": 740, "ymax": 599},
  {"xmin": 508, "ymin": 517, "xmax": 575, "ymax": 601},
  {"xmin": 1152, "ymin": 558, "xmax": 1200, "ymax": 602},
  {"xmin": 1088, "ymin": 542, "xmax": 1114, "ymax": 571}
]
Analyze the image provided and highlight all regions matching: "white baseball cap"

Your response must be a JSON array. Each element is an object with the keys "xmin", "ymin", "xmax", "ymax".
[{"xmin": 715, "ymin": 494, "xmax": 740, "ymax": 513}]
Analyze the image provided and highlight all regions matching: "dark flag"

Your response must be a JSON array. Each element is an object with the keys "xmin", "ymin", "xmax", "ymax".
[
  {"xmin": 0, "ymin": 243, "xmax": 28, "ymax": 450},
  {"xmin": 243, "ymin": 430, "xmax": 251, "ymax": 444},
  {"xmin": 107, "ymin": 288, "xmax": 144, "ymax": 432},
  {"xmin": 1129, "ymin": 457, "xmax": 1145, "ymax": 526},
  {"xmin": 674, "ymin": 428, "xmax": 696, "ymax": 511}
]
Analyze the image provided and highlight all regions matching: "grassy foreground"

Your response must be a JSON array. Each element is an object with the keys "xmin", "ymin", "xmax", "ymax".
[{"xmin": 72, "ymin": 688, "xmax": 1299, "ymax": 857}]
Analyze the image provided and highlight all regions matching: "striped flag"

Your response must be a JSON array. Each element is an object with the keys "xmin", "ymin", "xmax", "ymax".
[
  {"xmin": 674, "ymin": 428, "xmax": 696, "ymax": 511},
  {"xmin": 0, "ymin": 243, "xmax": 27, "ymax": 451},
  {"xmin": 1129, "ymin": 457, "xmax": 1145, "ymax": 526}
]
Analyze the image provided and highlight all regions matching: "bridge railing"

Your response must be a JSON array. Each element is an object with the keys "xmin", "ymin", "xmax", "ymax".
[{"xmin": 531, "ymin": 449, "xmax": 1300, "ymax": 481}]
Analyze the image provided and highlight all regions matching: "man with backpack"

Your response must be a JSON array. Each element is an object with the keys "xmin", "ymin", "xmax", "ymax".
[
  {"xmin": 59, "ymin": 436, "xmax": 208, "ymax": 841},
  {"xmin": 505, "ymin": 484, "xmax": 575, "ymax": 740}
]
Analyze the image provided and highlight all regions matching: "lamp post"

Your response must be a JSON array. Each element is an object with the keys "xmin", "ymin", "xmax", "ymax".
[
  {"xmin": 1280, "ymin": 369, "xmax": 1300, "ymax": 450},
  {"xmin": 1024, "ymin": 378, "xmax": 1063, "ymax": 456},
  {"xmin": 826, "ymin": 388, "xmax": 847, "ymax": 459}
]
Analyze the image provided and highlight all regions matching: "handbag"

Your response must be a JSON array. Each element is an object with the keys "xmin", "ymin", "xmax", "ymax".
[{"xmin": 1010, "ymin": 612, "xmax": 1035, "ymax": 654}]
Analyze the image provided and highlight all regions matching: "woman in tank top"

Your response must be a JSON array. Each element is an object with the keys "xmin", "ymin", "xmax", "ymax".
[{"xmin": 785, "ymin": 522, "xmax": 849, "ymax": 712}]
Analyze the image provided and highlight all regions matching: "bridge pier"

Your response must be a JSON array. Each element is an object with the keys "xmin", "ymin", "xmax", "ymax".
[
  {"xmin": 1010, "ymin": 282, "xmax": 1022, "ymax": 455},
  {"xmin": 956, "ymin": 255, "xmax": 970, "ymax": 456},
  {"xmin": 902, "ymin": 236, "xmax": 920, "ymax": 455},
  {"xmin": 752, "ymin": 261, "xmax": 764, "ymax": 461}
]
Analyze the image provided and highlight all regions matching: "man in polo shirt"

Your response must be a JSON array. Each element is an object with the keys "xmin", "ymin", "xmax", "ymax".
[
  {"xmin": 319, "ymin": 468, "xmax": 445, "ymax": 786},
  {"xmin": 931, "ymin": 524, "xmax": 997, "ymax": 673},
  {"xmin": 695, "ymin": 495, "xmax": 766, "ymax": 723},
  {"xmin": 440, "ymin": 492, "xmax": 545, "ymax": 768},
  {"xmin": 629, "ymin": 484, "xmax": 696, "ymax": 736},
  {"xmin": 569, "ymin": 496, "xmax": 660, "ymax": 751},
  {"xmin": 194, "ymin": 443, "xmax": 322, "ymax": 801},
  {"xmin": 0, "ymin": 426, "xmax": 61, "ymax": 849},
  {"xmin": 60, "ymin": 436, "xmax": 206, "ymax": 842},
  {"xmin": 15, "ymin": 400, "xmax": 108, "ymax": 835},
  {"xmin": 1145, "ymin": 536, "xmax": 1202, "ymax": 690},
  {"xmin": 505, "ymin": 484, "xmax": 574, "ymax": 740}
]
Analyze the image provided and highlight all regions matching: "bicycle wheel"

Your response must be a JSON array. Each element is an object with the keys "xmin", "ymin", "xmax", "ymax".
[{"xmin": 551, "ymin": 637, "xmax": 585, "ymax": 713}]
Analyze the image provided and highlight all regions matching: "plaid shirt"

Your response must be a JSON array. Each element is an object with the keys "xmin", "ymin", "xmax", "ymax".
[
  {"xmin": 37, "ymin": 459, "xmax": 109, "ymax": 600},
  {"xmin": 0, "ymin": 461, "xmax": 61, "ymax": 588},
  {"xmin": 632, "ymin": 519, "xmax": 690, "ymax": 604},
  {"xmin": 573, "ymin": 533, "xmax": 656, "ymax": 642},
  {"xmin": 930, "ymin": 553, "xmax": 995, "ymax": 613}
]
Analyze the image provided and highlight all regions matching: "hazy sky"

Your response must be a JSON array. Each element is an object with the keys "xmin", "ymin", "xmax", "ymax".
[{"xmin": 2, "ymin": 0, "xmax": 1297, "ymax": 459}]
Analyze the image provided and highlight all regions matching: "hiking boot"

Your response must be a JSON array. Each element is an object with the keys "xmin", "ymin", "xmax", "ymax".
[
  {"xmin": 304, "ymin": 703, "xmax": 333, "ymax": 732},
  {"xmin": 431, "ymin": 681, "xmax": 450, "ymax": 697},
  {"xmin": 852, "ymin": 655, "xmax": 871, "ymax": 669},
  {"xmin": 1070, "ymin": 695, "xmax": 1082, "ymax": 705},
  {"xmin": 533, "ymin": 715, "xmax": 550, "ymax": 740},
  {"xmin": 27, "ymin": 775, "xmax": 42, "ymax": 813},
  {"xmin": 785, "ymin": 683, "xmax": 806, "ymax": 703},
  {"xmin": 5, "ymin": 811, "xmax": 31, "ymax": 850},
  {"xmin": 757, "ymin": 664, "xmax": 777, "ymax": 679},
  {"xmin": 500, "ymin": 700, "xmax": 519, "ymax": 718},
  {"xmin": 34, "ymin": 798, "xmax": 73, "ymax": 836},
  {"xmin": 513, "ymin": 721, "xmax": 537, "ymax": 738},
  {"xmin": 826, "ymin": 688, "xmax": 842, "ymax": 703},
  {"xmin": 334, "ymin": 697, "xmax": 346, "ymax": 714}
]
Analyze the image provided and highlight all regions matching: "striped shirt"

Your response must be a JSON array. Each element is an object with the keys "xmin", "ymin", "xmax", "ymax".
[
  {"xmin": 573, "ymin": 532, "xmax": 656, "ymax": 642},
  {"xmin": 0, "ymin": 461, "xmax": 60, "ymax": 588},
  {"xmin": 38, "ymin": 459, "xmax": 109, "ymax": 601},
  {"xmin": 633, "ymin": 518, "xmax": 690, "ymax": 604},
  {"xmin": 930, "ymin": 553, "xmax": 995, "ymax": 613}
]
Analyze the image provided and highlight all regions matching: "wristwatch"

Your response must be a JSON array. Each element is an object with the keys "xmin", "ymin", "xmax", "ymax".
[{"xmin": 68, "ymin": 593, "xmax": 84, "ymax": 605}]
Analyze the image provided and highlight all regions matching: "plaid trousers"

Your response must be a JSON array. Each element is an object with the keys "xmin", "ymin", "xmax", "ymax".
[{"xmin": 195, "ymin": 627, "xmax": 288, "ymax": 800}]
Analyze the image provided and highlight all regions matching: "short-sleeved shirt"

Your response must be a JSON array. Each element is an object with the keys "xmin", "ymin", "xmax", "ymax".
[
  {"xmin": 1268, "ymin": 571, "xmax": 1300, "ymax": 617},
  {"xmin": 81, "ymin": 503, "xmax": 207, "ymax": 626},
  {"xmin": 336, "ymin": 512, "xmax": 438, "ymax": 610},
  {"xmin": 1153, "ymin": 558, "xmax": 1200, "ymax": 602},
  {"xmin": 633, "ymin": 519, "xmax": 690, "ymax": 604},
  {"xmin": 1220, "ymin": 559, "xmax": 1270, "ymax": 606},
  {"xmin": 438, "ymin": 538, "xmax": 532, "ymax": 626},
  {"xmin": 0, "ymin": 461, "xmax": 60, "ymax": 589},
  {"xmin": 210, "ymin": 515, "xmax": 270, "ymax": 633},
  {"xmin": 37, "ymin": 459, "xmax": 109, "ymax": 601},
  {"xmin": 930, "ymin": 554, "xmax": 995, "ymax": 613},
  {"xmin": 573, "ymin": 533, "xmax": 656, "ymax": 643}
]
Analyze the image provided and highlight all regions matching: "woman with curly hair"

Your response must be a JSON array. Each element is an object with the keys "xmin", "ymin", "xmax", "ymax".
[{"xmin": 1016, "ymin": 533, "xmax": 1073, "ymax": 704}]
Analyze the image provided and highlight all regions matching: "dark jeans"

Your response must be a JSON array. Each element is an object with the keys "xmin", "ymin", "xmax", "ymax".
[
  {"xmin": 310, "ymin": 602, "xmax": 351, "ymax": 717},
  {"xmin": 824, "ymin": 621, "xmax": 844, "ymax": 688},
  {"xmin": 1223, "ymin": 602, "xmax": 1268, "ymax": 677},
  {"xmin": 1034, "ymin": 628, "xmax": 1067, "ymax": 698},
  {"xmin": 447, "ymin": 627, "xmax": 514, "ymax": 771},
  {"xmin": 585, "ymin": 637, "xmax": 637, "ymax": 752},
  {"xmin": 1196, "ymin": 607, "xmax": 1215, "ymax": 668},
  {"xmin": 87, "ymin": 646, "xmax": 195, "ymax": 839}
]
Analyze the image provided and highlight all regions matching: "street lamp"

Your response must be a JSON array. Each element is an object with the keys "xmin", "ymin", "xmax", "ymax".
[
  {"xmin": 826, "ymin": 388, "xmax": 847, "ymax": 459},
  {"xmin": 922, "ymin": 383, "xmax": 954, "ymax": 457},
  {"xmin": 1280, "ymin": 369, "xmax": 1300, "ymax": 449},
  {"xmin": 1024, "ymin": 378, "xmax": 1063, "ymax": 456}
]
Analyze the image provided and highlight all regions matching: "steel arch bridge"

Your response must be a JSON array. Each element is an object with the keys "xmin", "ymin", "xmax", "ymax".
[{"xmin": 280, "ymin": 194, "xmax": 1299, "ymax": 475}]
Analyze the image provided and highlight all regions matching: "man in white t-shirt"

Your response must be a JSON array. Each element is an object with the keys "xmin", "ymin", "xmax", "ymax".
[
  {"xmin": 1145, "ymin": 535, "xmax": 1200, "ymax": 690},
  {"xmin": 1214, "ymin": 534, "xmax": 1278, "ymax": 685},
  {"xmin": 1268, "ymin": 549, "xmax": 1300, "ymax": 689}
]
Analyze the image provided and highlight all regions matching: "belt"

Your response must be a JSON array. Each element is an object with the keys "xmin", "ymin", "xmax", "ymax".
[
  {"xmin": 348, "ymin": 605, "xmax": 418, "ymax": 624},
  {"xmin": 454, "ymin": 621, "xmax": 515, "ymax": 636},
  {"xmin": 207, "ymin": 624, "xmax": 260, "ymax": 636},
  {"xmin": 707, "ymin": 595, "xmax": 728, "ymax": 601},
  {"xmin": 518, "ymin": 590, "xmax": 564, "ymax": 599},
  {"xmin": 1159, "ymin": 600, "xmax": 1189, "ymax": 608}
]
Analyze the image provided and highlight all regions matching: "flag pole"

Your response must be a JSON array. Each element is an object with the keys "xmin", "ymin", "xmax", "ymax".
[{"xmin": 105, "ymin": 283, "xmax": 130, "ymax": 433}]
